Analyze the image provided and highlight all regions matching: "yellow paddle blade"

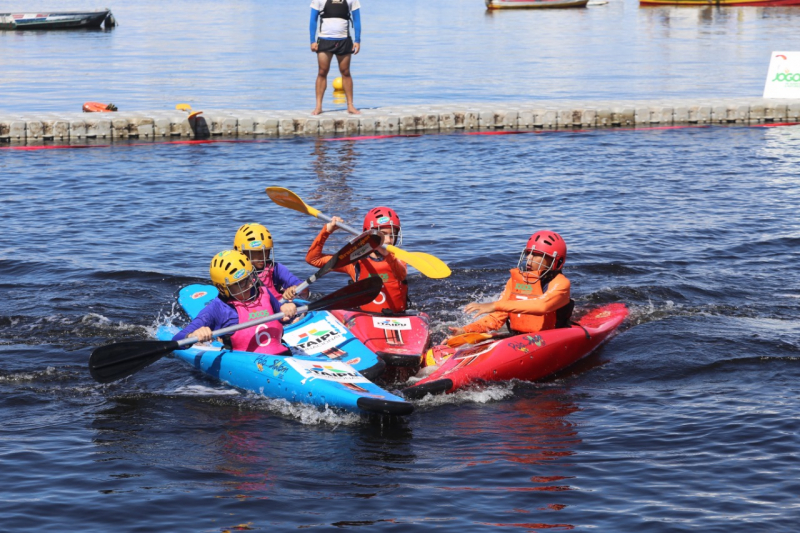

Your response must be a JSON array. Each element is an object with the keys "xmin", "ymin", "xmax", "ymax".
[
  {"xmin": 265, "ymin": 187, "xmax": 321, "ymax": 218},
  {"xmin": 445, "ymin": 332, "xmax": 494, "ymax": 348},
  {"xmin": 175, "ymin": 103, "xmax": 192, "ymax": 112},
  {"xmin": 386, "ymin": 245, "xmax": 451, "ymax": 279}
]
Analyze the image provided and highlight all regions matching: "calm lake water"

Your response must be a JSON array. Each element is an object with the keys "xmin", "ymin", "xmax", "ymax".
[{"xmin": 2, "ymin": 1, "xmax": 800, "ymax": 532}]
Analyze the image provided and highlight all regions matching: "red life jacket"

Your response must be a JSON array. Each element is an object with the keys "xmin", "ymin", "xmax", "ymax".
[
  {"xmin": 506, "ymin": 269, "xmax": 565, "ymax": 333},
  {"xmin": 354, "ymin": 257, "xmax": 408, "ymax": 314},
  {"xmin": 229, "ymin": 289, "xmax": 285, "ymax": 354}
]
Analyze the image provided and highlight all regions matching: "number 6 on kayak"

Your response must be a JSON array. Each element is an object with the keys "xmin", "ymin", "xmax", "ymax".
[{"xmin": 265, "ymin": 187, "xmax": 451, "ymax": 279}]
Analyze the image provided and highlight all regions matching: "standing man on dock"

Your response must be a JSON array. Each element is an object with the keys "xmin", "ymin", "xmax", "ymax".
[{"xmin": 310, "ymin": 0, "xmax": 361, "ymax": 115}]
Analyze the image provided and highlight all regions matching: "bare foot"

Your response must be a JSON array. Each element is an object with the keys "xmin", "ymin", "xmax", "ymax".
[
  {"xmin": 347, "ymin": 107, "xmax": 361, "ymax": 115},
  {"xmin": 311, "ymin": 108, "xmax": 323, "ymax": 116}
]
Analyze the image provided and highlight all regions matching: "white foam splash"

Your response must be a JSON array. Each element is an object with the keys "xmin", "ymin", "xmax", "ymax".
[{"xmin": 414, "ymin": 381, "xmax": 515, "ymax": 407}]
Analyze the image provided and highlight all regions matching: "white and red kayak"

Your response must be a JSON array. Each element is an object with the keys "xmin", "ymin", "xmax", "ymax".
[
  {"xmin": 402, "ymin": 303, "xmax": 628, "ymax": 398},
  {"xmin": 330, "ymin": 309, "xmax": 432, "ymax": 372},
  {"xmin": 486, "ymin": 0, "xmax": 588, "ymax": 8}
]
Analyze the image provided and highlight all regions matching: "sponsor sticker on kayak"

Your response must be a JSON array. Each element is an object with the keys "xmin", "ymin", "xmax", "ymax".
[
  {"xmin": 286, "ymin": 359, "xmax": 369, "ymax": 383},
  {"xmin": 372, "ymin": 317, "xmax": 412, "ymax": 330},
  {"xmin": 191, "ymin": 291, "xmax": 208, "ymax": 300},
  {"xmin": 284, "ymin": 317, "xmax": 348, "ymax": 355}
]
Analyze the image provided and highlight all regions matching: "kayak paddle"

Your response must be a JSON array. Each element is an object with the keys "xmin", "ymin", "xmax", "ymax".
[
  {"xmin": 265, "ymin": 186, "xmax": 452, "ymax": 279},
  {"xmin": 88, "ymin": 276, "xmax": 384, "ymax": 384},
  {"xmin": 280, "ymin": 228, "xmax": 383, "ymax": 302}
]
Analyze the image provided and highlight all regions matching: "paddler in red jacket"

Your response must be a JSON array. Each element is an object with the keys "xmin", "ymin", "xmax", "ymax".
[
  {"xmin": 448, "ymin": 231, "xmax": 572, "ymax": 337},
  {"xmin": 306, "ymin": 207, "xmax": 408, "ymax": 313}
]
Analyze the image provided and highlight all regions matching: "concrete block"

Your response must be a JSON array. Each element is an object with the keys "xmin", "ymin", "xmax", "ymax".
[
  {"xmin": 688, "ymin": 105, "xmax": 711, "ymax": 123},
  {"xmin": 579, "ymin": 109, "xmax": 597, "ymax": 127},
  {"xmin": 518, "ymin": 110, "xmax": 534, "ymax": 128},
  {"xmin": 611, "ymin": 107, "xmax": 635, "ymax": 126},
  {"xmin": 254, "ymin": 116, "xmax": 279, "ymax": 135},
  {"xmin": 674, "ymin": 106, "xmax": 689, "ymax": 124},
  {"xmin": 478, "ymin": 110, "xmax": 494, "ymax": 129},
  {"xmin": 398, "ymin": 115, "xmax": 415, "ymax": 131},
  {"xmin": 712, "ymin": 105, "xmax": 730, "ymax": 123},
  {"xmin": 423, "ymin": 113, "xmax": 439, "ymax": 130},
  {"xmin": 655, "ymin": 107, "xmax": 673, "ymax": 124},
  {"xmin": 236, "ymin": 116, "xmax": 255, "ymax": 135},
  {"xmin": 732, "ymin": 105, "xmax": 749, "ymax": 123},
  {"xmin": 152, "ymin": 117, "xmax": 169, "ymax": 137},
  {"xmin": 276, "ymin": 117, "xmax": 294, "ymax": 136},
  {"xmin": 748, "ymin": 103, "xmax": 764, "ymax": 123},
  {"xmin": 344, "ymin": 117, "xmax": 360, "ymax": 134},
  {"xmin": 463, "ymin": 111, "xmax": 480, "ymax": 129},
  {"xmin": 42, "ymin": 119, "xmax": 69, "ymax": 139},
  {"xmin": 25, "ymin": 120, "xmax": 43, "ymax": 139},
  {"xmin": 787, "ymin": 103, "xmax": 800, "ymax": 120},
  {"xmin": 635, "ymin": 107, "xmax": 651, "ymax": 125},
  {"xmin": 334, "ymin": 118, "xmax": 346, "ymax": 133},
  {"xmin": 439, "ymin": 112, "xmax": 456, "ymax": 129},
  {"xmin": 359, "ymin": 116, "xmax": 376, "ymax": 133},
  {"xmin": 375, "ymin": 115, "xmax": 399, "ymax": 132},
  {"xmin": 290, "ymin": 118, "xmax": 307, "ymax": 135},
  {"xmin": 111, "ymin": 117, "xmax": 130, "ymax": 138},
  {"xmin": 763, "ymin": 102, "xmax": 786, "ymax": 121},
  {"xmin": 69, "ymin": 119, "xmax": 86, "ymax": 139},
  {"xmin": 135, "ymin": 116, "xmax": 155, "ymax": 137},
  {"xmin": 85, "ymin": 118, "xmax": 111, "ymax": 138},
  {"xmin": 558, "ymin": 109, "xmax": 575, "ymax": 128},
  {"xmin": 597, "ymin": 108, "xmax": 612, "ymax": 127},
  {"xmin": 533, "ymin": 109, "xmax": 557, "ymax": 128},
  {"xmin": 0, "ymin": 119, "xmax": 26, "ymax": 140},
  {"xmin": 319, "ymin": 118, "xmax": 335, "ymax": 133},
  {"xmin": 493, "ymin": 110, "xmax": 517, "ymax": 128},
  {"xmin": 453, "ymin": 111, "xmax": 466, "ymax": 128},
  {"xmin": 303, "ymin": 118, "xmax": 320, "ymax": 135}
]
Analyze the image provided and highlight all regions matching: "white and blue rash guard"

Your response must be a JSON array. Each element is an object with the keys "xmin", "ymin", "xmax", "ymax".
[{"xmin": 310, "ymin": 0, "xmax": 361, "ymax": 44}]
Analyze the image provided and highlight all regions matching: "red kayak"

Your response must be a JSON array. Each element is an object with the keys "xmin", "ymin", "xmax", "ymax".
[
  {"xmin": 330, "ymin": 310, "xmax": 432, "ymax": 373},
  {"xmin": 402, "ymin": 303, "xmax": 628, "ymax": 398}
]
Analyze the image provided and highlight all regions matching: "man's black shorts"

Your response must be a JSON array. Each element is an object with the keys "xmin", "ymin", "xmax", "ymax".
[{"xmin": 317, "ymin": 37, "xmax": 354, "ymax": 56}]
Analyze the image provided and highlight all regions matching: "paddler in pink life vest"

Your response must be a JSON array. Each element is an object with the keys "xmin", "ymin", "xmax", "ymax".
[
  {"xmin": 233, "ymin": 223, "xmax": 309, "ymax": 301},
  {"xmin": 306, "ymin": 207, "xmax": 408, "ymax": 313},
  {"xmin": 448, "ymin": 231, "xmax": 573, "ymax": 338},
  {"xmin": 173, "ymin": 250, "xmax": 297, "ymax": 354}
]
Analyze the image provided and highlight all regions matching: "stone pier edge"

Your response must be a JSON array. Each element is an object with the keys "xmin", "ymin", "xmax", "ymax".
[{"xmin": 2, "ymin": 98, "xmax": 800, "ymax": 143}]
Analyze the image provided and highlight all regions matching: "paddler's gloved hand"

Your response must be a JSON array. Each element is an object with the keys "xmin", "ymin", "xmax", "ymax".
[
  {"xmin": 325, "ymin": 216, "xmax": 344, "ymax": 233},
  {"xmin": 282, "ymin": 285, "xmax": 298, "ymax": 301},
  {"xmin": 280, "ymin": 302, "xmax": 297, "ymax": 322},
  {"xmin": 190, "ymin": 326, "xmax": 213, "ymax": 343}
]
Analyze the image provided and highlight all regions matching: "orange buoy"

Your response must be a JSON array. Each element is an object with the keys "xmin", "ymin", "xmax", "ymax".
[{"xmin": 82, "ymin": 102, "xmax": 118, "ymax": 112}]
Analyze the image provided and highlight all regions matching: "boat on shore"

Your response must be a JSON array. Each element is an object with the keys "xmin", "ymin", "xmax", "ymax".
[
  {"xmin": 0, "ymin": 9, "xmax": 115, "ymax": 30},
  {"xmin": 486, "ymin": 0, "xmax": 589, "ymax": 9},
  {"xmin": 402, "ymin": 303, "xmax": 628, "ymax": 399},
  {"xmin": 640, "ymin": 0, "xmax": 800, "ymax": 5}
]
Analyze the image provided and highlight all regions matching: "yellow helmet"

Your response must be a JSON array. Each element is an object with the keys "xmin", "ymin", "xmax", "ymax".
[
  {"xmin": 209, "ymin": 250, "xmax": 258, "ymax": 301},
  {"xmin": 233, "ymin": 223, "xmax": 274, "ymax": 271}
]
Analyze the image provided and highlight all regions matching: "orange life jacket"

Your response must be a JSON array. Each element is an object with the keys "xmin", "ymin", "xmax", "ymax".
[
  {"xmin": 354, "ymin": 257, "xmax": 408, "ymax": 314},
  {"xmin": 506, "ymin": 269, "xmax": 566, "ymax": 333}
]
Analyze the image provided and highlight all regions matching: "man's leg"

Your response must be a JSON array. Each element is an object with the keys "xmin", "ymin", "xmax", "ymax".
[
  {"xmin": 313, "ymin": 51, "xmax": 333, "ymax": 115},
  {"xmin": 336, "ymin": 53, "xmax": 359, "ymax": 115}
]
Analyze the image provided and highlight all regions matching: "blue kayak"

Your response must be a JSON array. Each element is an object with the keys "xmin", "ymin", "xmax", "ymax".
[{"xmin": 156, "ymin": 285, "xmax": 411, "ymax": 416}]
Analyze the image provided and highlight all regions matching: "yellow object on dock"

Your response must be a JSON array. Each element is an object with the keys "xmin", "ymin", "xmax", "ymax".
[{"xmin": 333, "ymin": 77, "xmax": 343, "ymax": 91}]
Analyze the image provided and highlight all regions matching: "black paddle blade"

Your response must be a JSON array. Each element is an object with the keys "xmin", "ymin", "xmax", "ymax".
[
  {"xmin": 88, "ymin": 340, "xmax": 179, "ymax": 384},
  {"xmin": 307, "ymin": 276, "xmax": 383, "ymax": 312},
  {"xmin": 318, "ymin": 230, "xmax": 383, "ymax": 278}
]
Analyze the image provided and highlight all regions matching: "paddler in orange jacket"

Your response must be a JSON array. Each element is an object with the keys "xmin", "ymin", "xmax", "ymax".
[
  {"xmin": 449, "ymin": 231, "xmax": 572, "ymax": 337},
  {"xmin": 306, "ymin": 207, "xmax": 408, "ymax": 314}
]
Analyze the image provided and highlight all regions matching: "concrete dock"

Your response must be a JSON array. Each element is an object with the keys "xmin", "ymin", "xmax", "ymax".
[{"xmin": 2, "ymin": 97, "xmax": 800, "ymax": 143}]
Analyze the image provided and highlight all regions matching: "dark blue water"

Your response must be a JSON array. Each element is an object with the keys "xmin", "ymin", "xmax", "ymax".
[{"xmin": 2, "ymin": 124, "xmax": 799, "ymax": 531}]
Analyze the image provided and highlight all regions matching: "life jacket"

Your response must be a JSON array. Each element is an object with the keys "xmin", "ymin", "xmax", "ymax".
[
  {"xmin": 319, "ymin": 0, "xmax": 351, "ymax": 33},
  {"xmin": 353, "ymin": 257, "xmax": 408, "ymax": 314},
  {"xmin": 229, "ymin": 289, "xmax": 285, "ymax": 355},
  {"xmin": 257, "ymin": 266, "xmax": 281, "ymax": 299},
  {"xmin": 506, "ymin": 268, "xmax": 568, "ymax": 334}
]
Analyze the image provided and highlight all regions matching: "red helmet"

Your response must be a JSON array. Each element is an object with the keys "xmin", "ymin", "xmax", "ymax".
[
  {"xmin": 518, "ymin": 231, "xmax": 567, "ymax": 281},
  {"xmin": 363, "ymin": 207, "xmax": 400, "ymax": 231},
  {"xmin": 363, "ymin": 207, "xmax": 402, "ymax": 245}
]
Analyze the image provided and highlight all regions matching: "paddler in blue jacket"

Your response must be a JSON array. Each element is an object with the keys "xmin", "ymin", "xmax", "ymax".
[
  {"xmin": 233, "ymin": 222, "xmax": 308, "ymax": 301},
  {"xmin": 174, "ymin": 250, "xmax": 297, "ymax": 355},
  {"xmin": 310, "ymin": 0, "xmax": 362, "ymax": 115}
]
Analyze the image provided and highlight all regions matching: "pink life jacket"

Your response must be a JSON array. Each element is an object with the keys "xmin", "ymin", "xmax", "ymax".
[
  {"xmin": 229, "ymin": 289, "xmax": 285, "ymax": 354},
  {"xmin": 257, "ymin": 267, "xmax": 282, "ymax": 299}
]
